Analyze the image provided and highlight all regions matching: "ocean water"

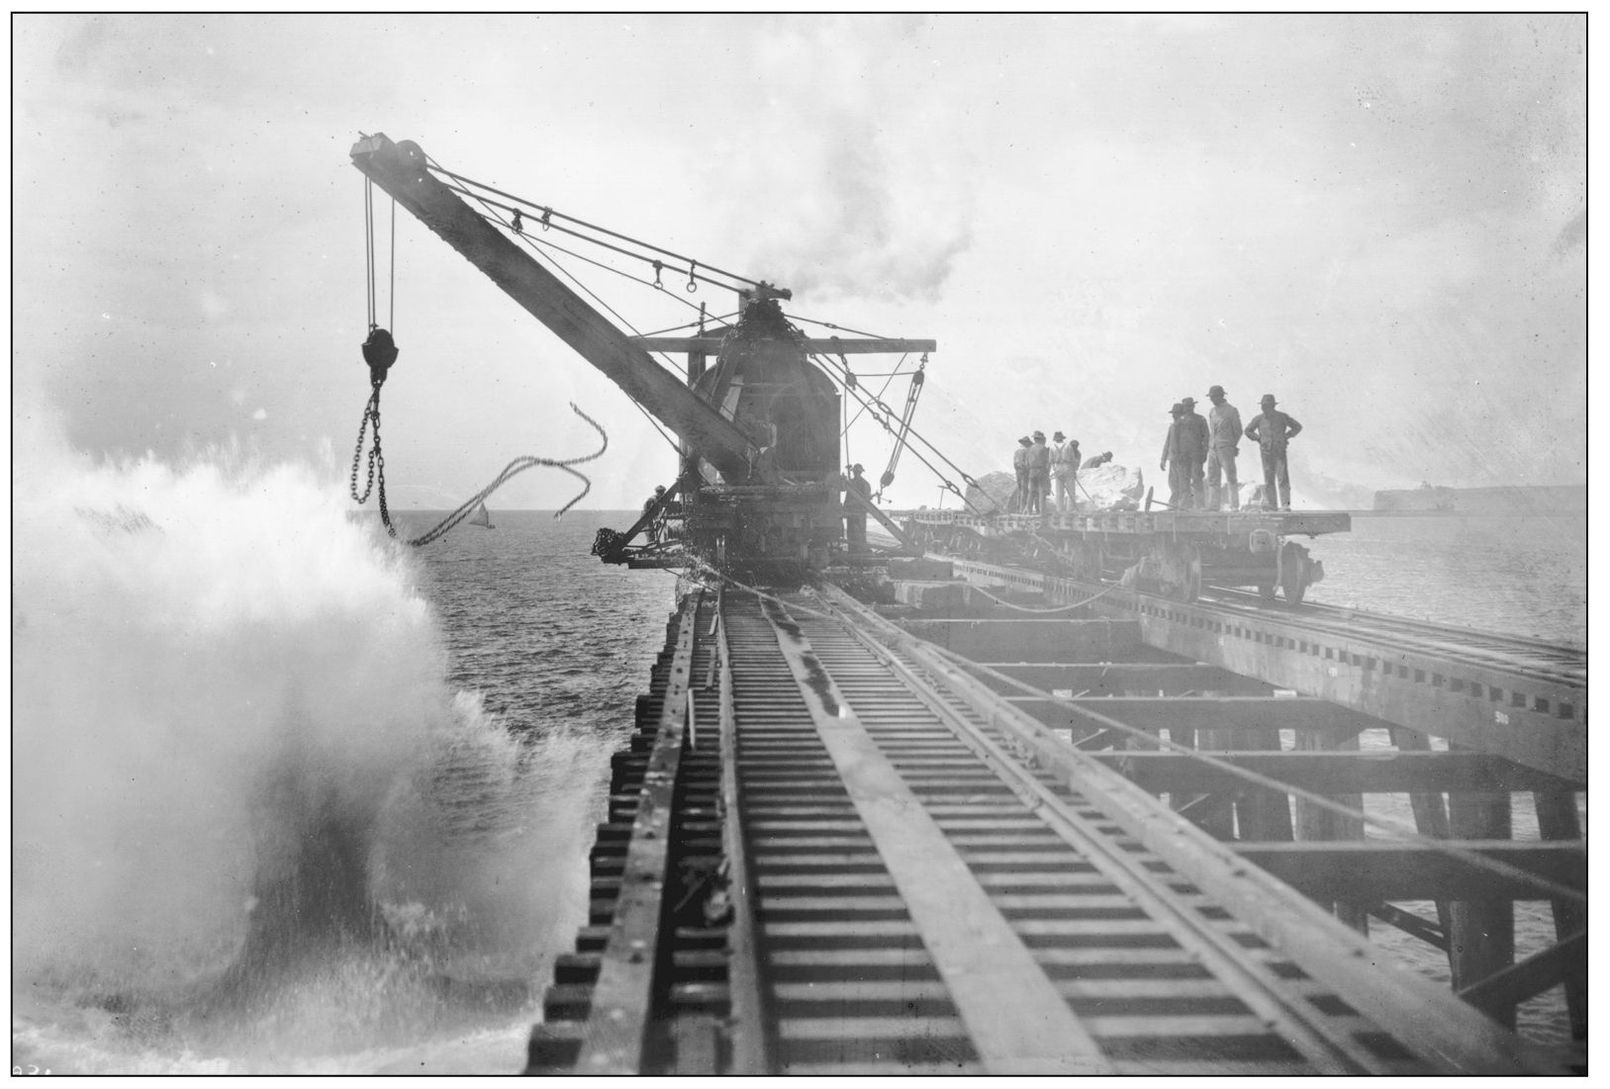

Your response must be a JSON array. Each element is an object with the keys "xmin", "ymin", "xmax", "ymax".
[
  {"xmin": 1304, "ymin": 512, "xmax": 1587, "ymax": 646},
  {"xmin": 12, "ymin": 470, "xmax": 1581, "ymax": 1070},
  {"xmin": 10, "ymin": 438, "xmax": 672, "ymax": 1076}
]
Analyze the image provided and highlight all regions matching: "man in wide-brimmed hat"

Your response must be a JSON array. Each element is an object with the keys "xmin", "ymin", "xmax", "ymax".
[
  {"xmin": 1011, "ymin": 435, "xmax": 1033, "ymax": 512},
  {"xmin": 1026, "ymin": 431, "xmax": 1051, "ymax": 514},
  {"xmin": 1204, "ymin": 384, "xmax": 1243, "ymax": 510},
  {"xmin": 1244, "ymin": 394, "xmax": 1303, "ymax": 510},
  {"xmin": 1160, "ymin": 403, "xmax": 1188, "ymax": 508},
  {"xmin": 1174, "ymin": 398, "xmax": 1210, "ymax": 508},
  {"xmin": 1050, "ymin": 429, "xmax": 1081, "ymax": 512}
]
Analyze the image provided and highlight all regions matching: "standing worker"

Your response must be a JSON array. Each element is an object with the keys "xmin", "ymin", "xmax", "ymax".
[
  {"xmin": 1204, "ymin": 384, "xmax": 1243, "ymax": 510},
  {"xmin": 1160, "ymin": 403, "xmax": 1186, "ymax": 508},
  {"xmin": 643, "ymin": 484, "xmax": 667, "ymax": 544},
  {"xmin": 1026, "ymin": 431, "xmax": 1052, "ymax": 514},
  {"xmin": 1051, "ymin": 431, "xmax": 1080, "ymax": 512},
  {"xmin": 1244, "ymin": 394, "xmax": 1303, "ymax": 510},
  {"xmin": 1175, "ymin": 398, "xmax": 1210, "ymax": 508},
  {"xmin": 844, "ymin": 463, "xmax": 871, "ymax": 551},
  {"xmin": 1011, "ymin": 436, "xmax": 1032, "ymax": 512}
]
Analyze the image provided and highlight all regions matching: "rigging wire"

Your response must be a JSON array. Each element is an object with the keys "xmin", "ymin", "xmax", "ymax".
[
  {"xmin": 811, "ymin": 351, "xmax": 988, "ymax": 515},
  {"xmin": 405, "ymin": 404, "xmax": 609, "ymax": 546},
  {"xmin": 636, "ymin": 311, "xmax": 740, "ymax": 338},
  {"xmin": 843, "ymin": 354, "xmax": 905, "ymax": 434},
  {"xmin": 789, "ymin": 313, "xmax": 889, "ymax": 339},
  {"xmin": 429, "ymin": 166, "xmax": 764, "ymax": 292},
  {"xmin": 432, "ymin": 154, "xmax": 686, "ymax": 456}
]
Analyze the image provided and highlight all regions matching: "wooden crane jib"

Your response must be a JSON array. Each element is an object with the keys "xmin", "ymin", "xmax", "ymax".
[{"xmin": 349, "ymin": 133, "xmax": 757, "ymax": 480}]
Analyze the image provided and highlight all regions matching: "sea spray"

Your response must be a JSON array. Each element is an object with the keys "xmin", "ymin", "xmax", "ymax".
[{"xmin": 11, "ymin": 423, "xmax": 592, "ymax": 1070}]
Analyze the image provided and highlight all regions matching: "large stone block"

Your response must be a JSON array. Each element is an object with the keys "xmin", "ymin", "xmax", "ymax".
[
  {"xmin": 892, "ymin": 580, "xmax": 977, "ymax": 608},
  {"xmin": 887, "ymin": 557, "xmax": 954, "ymax": 580},
  {"xmin": 898, "ymin": 617, "xmax": 1141, "ymax": 661}
]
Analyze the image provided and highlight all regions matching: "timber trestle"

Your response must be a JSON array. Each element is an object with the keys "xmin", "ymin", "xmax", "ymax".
[{"xmin": 525, "ymin": 583, "xmax": 1566, "ymax": 1075}]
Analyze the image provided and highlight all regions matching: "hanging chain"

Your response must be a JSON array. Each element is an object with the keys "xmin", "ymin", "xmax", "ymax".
[
  {"xmin": 353, "ymin": 175, "xmax": 400, "ymax": 536},
  {"xmin": 349, "ymin": 374, "xmax": 397, "ymax": 537}
]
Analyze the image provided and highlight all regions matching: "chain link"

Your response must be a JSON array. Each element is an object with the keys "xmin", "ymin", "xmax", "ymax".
[{"xmin": 349, "ymin": 376, "xmax": 398, "ymax": 539}]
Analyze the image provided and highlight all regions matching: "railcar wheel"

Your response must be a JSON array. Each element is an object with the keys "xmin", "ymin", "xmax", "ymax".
[{"xmin": 1278, "ymin": 541, "xmax": 1310, "ymax": 604}]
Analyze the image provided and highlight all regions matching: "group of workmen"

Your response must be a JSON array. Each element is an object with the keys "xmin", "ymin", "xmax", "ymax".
[
  {"xmin": 1161, "ymin": 386, "xmax": 1302, "ymax": 511},
  {"xmin": 1011, "ymin": 432, "xmax": 1114, "ymax": 514}
]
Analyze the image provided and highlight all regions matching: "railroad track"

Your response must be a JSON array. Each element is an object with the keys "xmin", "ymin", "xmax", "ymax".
[
  {"xmin": 1202, "ymin": 587, "xmax": 1585, "ymax": 687},
  {"xmin": 526, "ymin": 585, "xmax": 1550, "ymax": 1075}
]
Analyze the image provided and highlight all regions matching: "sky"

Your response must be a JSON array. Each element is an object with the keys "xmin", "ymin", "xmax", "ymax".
[{"xmin": 12, "ymin": 13, "xmax": 1587, "ymax": 511}]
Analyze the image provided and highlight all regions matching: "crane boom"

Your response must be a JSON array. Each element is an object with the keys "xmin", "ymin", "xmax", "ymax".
[{"xmin": 350, "ymin": 134, "xmax": 756, "ymax": 479}]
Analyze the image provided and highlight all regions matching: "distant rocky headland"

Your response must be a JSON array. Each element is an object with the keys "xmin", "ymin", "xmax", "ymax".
[{"xmin": 1373, "ymin": 483, "xmax": 1586, "ymax": 514}]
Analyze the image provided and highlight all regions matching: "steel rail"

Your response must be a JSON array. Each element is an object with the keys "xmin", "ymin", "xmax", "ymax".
[
  {"xmin": 1200, "ymin": 589, "xmax": 1585, "ymax": 683},
  {"xmin": 815, "ymin": 597, "xmax": 1389, "ymax": 1074},
  {"xmin": 752, "ymin": 595, "xmax": 1114, "ymax": 1073},
  {"xmin": 815, "ymin": 583, "xmax": 1556, "ymax": 1075},
  {"xmin": 943, "ymin": 554, "xmax": 1584, "ymax": 691},
  {"xmin": 713, "ymin": 590, "xmax": 772, "ymax": 1074}
]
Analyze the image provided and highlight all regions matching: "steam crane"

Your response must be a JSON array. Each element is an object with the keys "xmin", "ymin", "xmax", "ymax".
[{"xmin": 349, "ymin": 134, "xmax": 934, "ymax": 579}]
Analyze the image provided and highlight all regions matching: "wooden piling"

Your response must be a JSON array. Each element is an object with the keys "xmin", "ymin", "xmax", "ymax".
[
  {"xmin": 1293, "ymin": 726, "xmax": 1367, "ymax": 933},
  {"xmin": 1446, "ymin": 780, "xmax": 1515, "ymax": 1028},
  {"xmin": 1389, "ymin": 727, "xmax": 1454, "ymax": 945},
  {"xmin": 1533, "ymin": 789, "xmax": 1586, "ymax": 1039},
  {"xmin": 1231, "ymin": 726, "xmax": 1294, "ymax": 841}
]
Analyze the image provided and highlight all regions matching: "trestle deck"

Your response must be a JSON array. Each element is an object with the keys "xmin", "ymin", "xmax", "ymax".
[{"xmin": 523, "ymin": 573, "xmax": 1580, "ymax": 1074}]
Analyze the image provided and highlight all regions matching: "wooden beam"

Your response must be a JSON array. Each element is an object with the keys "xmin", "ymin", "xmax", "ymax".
[
  {"xmin": 714, "ymin": 595, "xmax": 771, "ymax": 1073},
  {"xmin": 1007, "ymin": 695, "xmax": 1365, "ymax": 734},
  {"xmin": 1231, "ymin": 840, "xmax": 1583, "ymax": 902},
  {"xmin": 1088, "ymin": 751, "xmax": 1578, "ymax": 795},
  {"xmin": 760, "ymin": 597, "xmax": 1113, "ymax": 1074},
  {"xmin": 1369, "ymin": 902, "xmax": 1447, "ymax": 951},
  {"xmin": 981, "ymin": 662, "xmax": 1274, "ymax": 696},
  {"xmin": 350, "ymin": 136, "xmax": 756, "ymax": 477},
  {"xmin": 844, "ymin": 487, "xmax": 922, "ymax": 555},
  {"xmin": 1447, "ymin": 784, "xmax": 1515, "ymax": 1025},
  {"xmin": 901, "ymin": 618, "xmax": 1140, "ymax": 660},
  {"xmin": 821, "ymin": 584, "xmax": 1553, "ymax": 1075},
  {"xmin": 1534, "ymin": 790, "xmax": 1586, "ymax": 1038},
  {"xmin": 633, "ymin": 336, "xmax": 936, "ymax": 355},
  {"xmin": 1457, "ymin": 931, "xmax": 1586, "ymax": 1023},
  {"xmin": 1294, "ymin": 726, "xmax": 1367, "ymax": 932},
  {"xmin": 574, "ymin": 593, "xmax": 700, "ymax": 1074}
]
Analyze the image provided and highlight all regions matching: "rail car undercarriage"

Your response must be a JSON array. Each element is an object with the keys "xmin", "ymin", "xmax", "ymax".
[{"xmin": 901, "ymin": 509, "xmax": 1351, "ymax": 604}]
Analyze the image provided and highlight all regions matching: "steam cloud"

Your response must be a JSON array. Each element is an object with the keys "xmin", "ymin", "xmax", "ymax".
[
  {"xmin": 10, "ymin": 408, "xmax": 596, "ymax": 1067},
  {"xmin": 719, "ymin": 16, "xmax": 977, "ymax": 303}
]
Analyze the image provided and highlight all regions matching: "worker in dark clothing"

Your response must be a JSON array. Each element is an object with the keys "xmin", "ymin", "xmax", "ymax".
[
  {"xmin": 1081, "ymin": 450, "xmax": 1114, "ymax": 470},
  {"xmin": 1165, "ymin": 404, "xmax": 1191, "ymax": 509},
  {"xmin": 1175, "ymin": 398, "xmax": 1209, "ymax": 509},
  {"xmin": 845, "ymin": 463, "xmax": 871, "ymax": 552},
  {"xmin": 1011, "ymin": 436, "xmax": 1032, "ymax": 512},
  {"xmin": 643, "ymin": 484, "xmax": 667, "ymax": 544},
  {"xmin": 1204, "ymin": 384, "xmax": 1243, "ymax": 511},
  {"xmin": 1244, "ymin": 394, "xmax": 1303, "ymax": 510},
  {"xmin": 1026, "ymin": 431, "xmax": 1051, "ymax": 514}
]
